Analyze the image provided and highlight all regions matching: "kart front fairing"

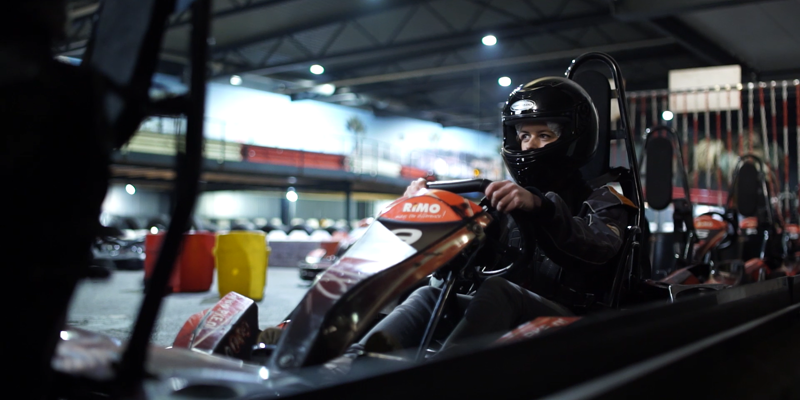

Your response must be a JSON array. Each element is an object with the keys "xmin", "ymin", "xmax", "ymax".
[
  {"xmin": 272, "ymin": 188, "xmax": 489, "ymax": 369},
  {"xmin": 55, "ymin": 188, "xmax": 491, "ymax": 397}
]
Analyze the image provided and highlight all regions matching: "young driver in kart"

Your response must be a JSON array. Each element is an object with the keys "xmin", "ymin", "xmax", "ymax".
[
  {"xmin": 341, "ymin": 76, "xmax": 638, "ymax": 359},
  {"xmin": 261, "ymin": 77, "xmax": 637, "ymax": 368}
]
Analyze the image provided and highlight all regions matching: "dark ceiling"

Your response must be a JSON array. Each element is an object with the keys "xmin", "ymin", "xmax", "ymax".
[{"xmin": 60, "ymin": 0, "xmax": 800, "ymax": 134}]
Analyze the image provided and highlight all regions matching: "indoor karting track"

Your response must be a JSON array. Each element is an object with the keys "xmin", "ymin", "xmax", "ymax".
[{"xmin": 66, "ymin": 267, "xmax": 309, "ymax": 347}]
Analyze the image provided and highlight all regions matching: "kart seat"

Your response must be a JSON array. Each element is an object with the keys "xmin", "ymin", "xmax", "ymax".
[
  {"xmin": 571, "ymin": 66, "xmax": 647, "ymax": 309},
  {"xmin": 729, "ymin": 155, "xmax": 785, "ymax": 280},
  {"xmin": 778, "ymin": 192, "xmax": 800, "ymax": 265},
  {"xmin": 638, "ymin": 125, "xmax": 696, "ymax": 279}
]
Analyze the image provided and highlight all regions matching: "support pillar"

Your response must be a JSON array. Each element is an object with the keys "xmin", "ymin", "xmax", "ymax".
[{"xmin": 345, "ymin": 183, "xmax": 352, "ymax": 225}]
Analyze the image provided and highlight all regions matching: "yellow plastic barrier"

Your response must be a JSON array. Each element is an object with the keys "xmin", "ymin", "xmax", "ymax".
[{"xmin": 215, "ymin": 231, "xmax": 270, "ymax": 301}]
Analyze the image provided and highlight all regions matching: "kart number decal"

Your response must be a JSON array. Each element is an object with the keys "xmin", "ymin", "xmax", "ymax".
[
  {"xmin": 391, "ymin": 228, "xmax": 423, "ymax": 245},
  {"xmin": 316, "ymin": 267, "xmax": 363, "ymax": 301}
]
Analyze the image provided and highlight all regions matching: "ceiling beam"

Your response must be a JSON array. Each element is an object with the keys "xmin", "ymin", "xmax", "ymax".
[
  {"xmin": 220, "ymin": 11, "xmax": 615, "ymax": 76},
  {"xmin": 611, "ymin": 0, "xmax": 785, "ymax": 20},
  {"xmin": 350, "ymin": 41, "xmax": 686, "ymax": 95},
  {"xmin": 609, "ymin": 0, "xmax": 766, "ymax": 76},
  {"xmin": 648, "ymin": 17, "xmax": 756, "ymax": 76},
  {"xmin": 68, "ymin": 2, "xmax": 100, "ymax": 20},
  {"xmin": 212, "ymin": 0, "xmax": 430, "ymax": 54},
  {"xmin": 60, "ymin": 0, "xmax": 302, "ymax": 54},
  {"xmin": 67, "ymin": 0, "xmax": 299, "ymax": 26},
  {"xmin": 316, "ymin": 38, "xmax": 675, "ymax": 88},
  {"xmin": 759, "ymin": 68, "xmax": 800, "ymax": 82},
  {"xmin": 172, "ymin": 0, "xmax": 298, "ymax": 28}
]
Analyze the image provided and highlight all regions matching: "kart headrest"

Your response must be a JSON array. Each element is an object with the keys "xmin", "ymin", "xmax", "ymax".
[
  {"xmin": 644, "ymin": 135, "xmax": 673, "ymax": 211},
  {"xmin": 736, "ymin": 162, "xmax": 760, "ymax": 218},
  {"xmin": 574, "ymin": 70, "xmax": 611, "ymax": 182}
]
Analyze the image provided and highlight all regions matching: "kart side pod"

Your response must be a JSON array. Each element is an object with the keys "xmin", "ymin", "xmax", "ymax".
[{"xmin": 173, "ymin": 292, "xmax": 260, "ymax": 360}]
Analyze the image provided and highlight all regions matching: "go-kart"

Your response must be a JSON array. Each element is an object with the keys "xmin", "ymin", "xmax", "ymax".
[
  {"xmin": 636, "ymin": 128, "xmax": 795, "ymax": 301},
  {"xmin": 729, "ymin": 155, "xmax": 790, "ymax": 280},
  {"xmin": 91, "ymin": 226, "xmax": 147, "ymax": 271},
  {"xmin": 779, "ymin": 191, "xmax": 800, "ymax": 270},
  {"xmin": 634, "ymin": 125, "xmax": 735, "ymax": 300}
]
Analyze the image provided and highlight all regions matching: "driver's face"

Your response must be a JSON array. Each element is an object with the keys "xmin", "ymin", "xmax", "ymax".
[{"xmin": 516, "ymin": 122, "xmax": 559, "ymax": 151}]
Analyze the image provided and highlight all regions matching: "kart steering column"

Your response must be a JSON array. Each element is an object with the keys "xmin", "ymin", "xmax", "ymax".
[
  {"xmin": 417, "ymin": 228, "xmax": 487, "ymax": 361},
  {"xmin": 416, "ymin": 270, "xmax": 456, "ymax": 361}
]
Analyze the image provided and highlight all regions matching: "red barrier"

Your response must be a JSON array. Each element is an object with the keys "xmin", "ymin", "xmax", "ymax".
[
  {"xmin": 673, "ymin": 187, "xmax": 728, "ymax": 205},
  {"xmin": 144, "ymin": 233, "xmax": 179, "ymax": 290},
  {"xmin": 241, "ymin": 145, "xmax": 346, "ymax": 170},
  {"xmin": 400, "ymin": 165, "xmax": 429, "ymax": 179},
  {"xmin": 145, "ymin": 232, "xmax": 216, "ymax": 293},
  {"xmin": 643, "ymin": 187, "xmax": 729, "ymax": 206}
]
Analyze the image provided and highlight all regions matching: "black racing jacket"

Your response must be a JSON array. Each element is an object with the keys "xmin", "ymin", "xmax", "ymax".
[{"xmin": 520, "ymin": 183, "xmax": 638, "ymax": 309}]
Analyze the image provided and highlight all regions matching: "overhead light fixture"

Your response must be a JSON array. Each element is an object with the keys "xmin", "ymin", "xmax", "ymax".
[
  {"xmin": 482, "ymin": 35, "xmax": 497, "ymax": 46},
  {"xmin": 230, "ymin": 75, "xmax": 242, "ymax": 86},
  {"xmin": 433, "ymin": 158, "xmax": 449, "ymax": 176},
  {"xmin": 286, "ymin": 187, "xmax": 298, "ymax": 202},
  {"xmin": 310, "ymin": 64, "xmax": 325, "ymax": 75},
  {"xmin": 662, "ymin": 110, "xmax": 674, "ymax": 121},
  {"xmin": 125, "ymin": 184, "xmax": 136, "ymax": 195},
  {"xmin": 498, "ymin": 76, "xmax": 511, "ymax": 87},
  {"xmin": 311, "ymin": 83, "xmax": 336, "ymax": 96}
]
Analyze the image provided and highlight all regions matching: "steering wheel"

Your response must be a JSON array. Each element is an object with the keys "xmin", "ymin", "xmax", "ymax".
[{"xmin": 426, "ymin": 179, "xmax": 536, "ymax": 284}]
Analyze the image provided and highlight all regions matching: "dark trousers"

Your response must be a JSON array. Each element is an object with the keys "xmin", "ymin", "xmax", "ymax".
[{"xmin": 359, "ymin": 276, "xmax": 573, "ymax": 352}]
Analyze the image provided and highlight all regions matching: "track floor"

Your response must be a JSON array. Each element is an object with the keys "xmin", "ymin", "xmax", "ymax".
[{"xmin": 66, "ymin": 267, "xmax": 311, "ymax": 347}]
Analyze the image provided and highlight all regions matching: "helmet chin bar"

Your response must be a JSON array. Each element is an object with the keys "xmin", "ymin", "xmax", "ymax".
[
  {"xmin": 502, "ymin": 137, "xmax": 582, "ymax": 188},
  {"xmin": 504, "ymin": 157, "xmax": 567, "ymax": 190},
  {"xmin": 500, "ymin": 77, "xmax": 599, "ymax": 188}
]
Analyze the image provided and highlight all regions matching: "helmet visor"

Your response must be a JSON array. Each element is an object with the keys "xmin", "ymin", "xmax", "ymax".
[{"xmin": 504, "ymin": 118, "xmax": 570, "ymax": 152}]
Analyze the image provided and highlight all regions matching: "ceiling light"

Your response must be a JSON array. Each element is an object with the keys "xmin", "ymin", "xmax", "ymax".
[
  {"xmin": 312, "ymin": 83, "xmax": 336, "ymax": 96},
  {"xmin": 230, "ymin": 75, "xmax": 242, "ymax": 85},
  {"xmin": 482, "ymin": 35, "xmax": 497, "ymax": 46},
  {"xmin": 434, "ymin": 158, "xmax": 449, "ymax": 176},
  {"xmin": 498, "ymin": 76, "xmax": 511, "ymax": 87},
  {"xmin": 125, "ymin": 184, "xmax": 136, "ymax": 195},
  {"xmin": 310, "ymin": 64, "xmax": 325, "ymax": 75},
  {"xmin": 286, "ymin": 188, "xmax": 298, "ymax": 202}
]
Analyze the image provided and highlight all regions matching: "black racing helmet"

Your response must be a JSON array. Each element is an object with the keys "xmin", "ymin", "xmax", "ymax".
[{"xmin": 501, "ymin": 76, "xmax": 598, "ymax": 188}]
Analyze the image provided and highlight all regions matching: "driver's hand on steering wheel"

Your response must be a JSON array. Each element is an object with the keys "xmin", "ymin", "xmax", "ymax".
[
  {"xmin": 485, "ymin": 180, "xmax": 541, "ymax": 213},
  {"xmin": 403, "ymin": 178, "xmax": 428, "ymax": 198}
]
